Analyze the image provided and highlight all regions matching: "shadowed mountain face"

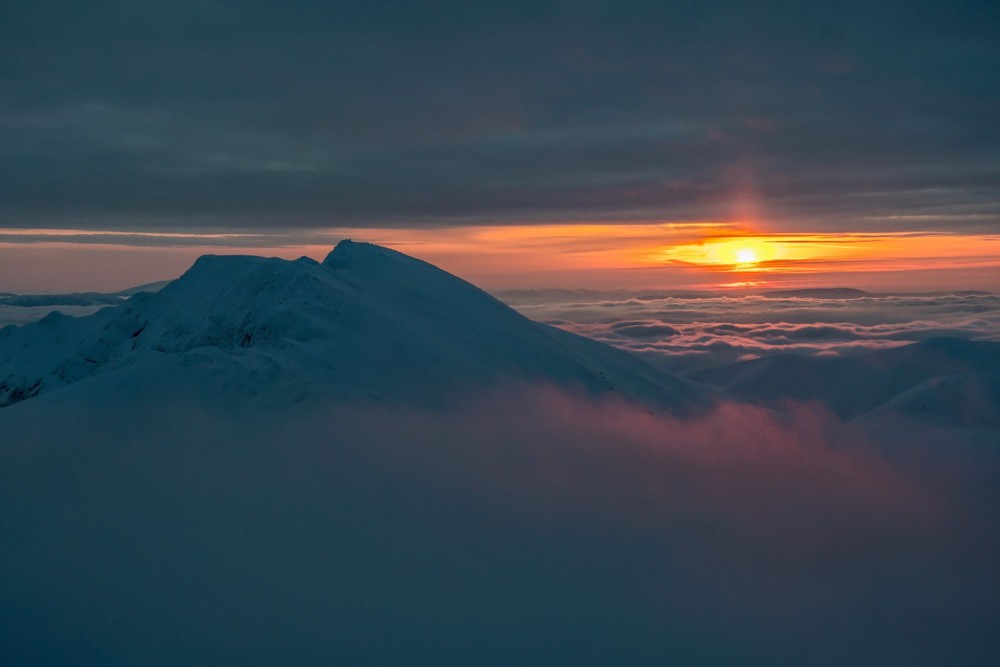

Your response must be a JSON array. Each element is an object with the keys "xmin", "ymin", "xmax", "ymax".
[
  {"xmin": 0, "ymin": 241, "xmax": 708, "ymax": 412},
  {"xmin": 690, "ymin": 337, "xmax": 1000, "ymax": 424}
]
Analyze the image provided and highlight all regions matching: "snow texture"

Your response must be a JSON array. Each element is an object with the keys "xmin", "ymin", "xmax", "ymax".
[
  {"xmin": 0, "ymin": 241, "xmax": 708, "ymax": 411},
  {"xmin": 691, "ymin": 337, "xmax": 1000, "ymax": 424}
]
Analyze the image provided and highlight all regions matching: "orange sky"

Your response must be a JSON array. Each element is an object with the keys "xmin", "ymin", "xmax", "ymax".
[{"xmin": 2, "ymin": 223, "xmax": 999, "ymax": 293}]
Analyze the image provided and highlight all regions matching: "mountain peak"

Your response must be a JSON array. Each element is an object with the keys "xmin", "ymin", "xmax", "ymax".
[
  {"xmin": 325, "ymin": 239, "xmax": 393, "ymax": 261},
  {"xmin": 1, "ymin": 244, "xmax": 709, "ymax": 411},
  {"xmin": 323, "ymin": 239, "xmax": 435, "ymax": 272}
]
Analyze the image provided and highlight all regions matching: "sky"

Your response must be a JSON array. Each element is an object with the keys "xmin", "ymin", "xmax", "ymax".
[{"xmin": 2, "ymin": 0, "xmax": 999, "ymax": 292}]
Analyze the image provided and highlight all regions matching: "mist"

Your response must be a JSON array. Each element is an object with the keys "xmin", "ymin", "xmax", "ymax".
[{"xmin": 2, "ymin": 387, "xmax": 996, "ymax": 665}]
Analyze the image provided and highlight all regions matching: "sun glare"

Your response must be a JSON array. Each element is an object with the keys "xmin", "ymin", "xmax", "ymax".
[
  {"xmin": 735, "ymin": 248, "xmax": 758, "ymax": 265},
  {"xmin": 666, "ymin": 237, "xmax": 781, "ymax": 270}
]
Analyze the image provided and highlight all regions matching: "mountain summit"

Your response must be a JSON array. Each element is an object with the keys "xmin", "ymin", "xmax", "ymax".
[{"xmin": 0, "ymin": 241, "xmax": 708, "ymax": 411}]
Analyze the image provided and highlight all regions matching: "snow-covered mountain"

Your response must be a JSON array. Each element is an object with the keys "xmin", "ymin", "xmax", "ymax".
[
  {"xmin": 690, "ymin": 337, "xmax": 1000, "ymax": 425},
  {"xmin": 863, "ymin": 373, "xmax": 1000, "ymax": 427},
  {"xmin": 0, "ymin": 241, "xmax": 709, "ymax": 411}
]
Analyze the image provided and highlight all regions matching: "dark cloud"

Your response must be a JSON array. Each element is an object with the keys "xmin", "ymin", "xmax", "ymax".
[{"xmin": 2, "ymin": 1, "xmax": 999, "ymax": 231}]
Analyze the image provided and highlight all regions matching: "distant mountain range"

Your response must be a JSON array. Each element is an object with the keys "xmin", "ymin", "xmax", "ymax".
[
  {"xmin": 0, "ymin": 281, "xmax": 170, "ymax": 307},
  {"xmin": 690, "ymin": 337, "xmax": 1000, "ymax": 426},
  {"xmin": 760, "ymin": 287, "xmax": 871, "ymax": 299},
  {"xmin": 758, "ymin": 288, "xmax": 993, "ymax": 299}
]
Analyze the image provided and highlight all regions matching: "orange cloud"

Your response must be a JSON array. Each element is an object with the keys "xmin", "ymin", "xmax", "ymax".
[{"xmin": 2, "ymin": 224, "xmax": 999, "ymax": 292}]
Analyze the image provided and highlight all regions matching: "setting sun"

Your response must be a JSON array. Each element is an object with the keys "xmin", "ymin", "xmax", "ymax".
[
  {"xmin": 735, "ymin": 248, "xmax": 758, "ymax": 265},
  {"xmin": 661, "ymin": 237, "xmax": 782, "ymax": 271}
]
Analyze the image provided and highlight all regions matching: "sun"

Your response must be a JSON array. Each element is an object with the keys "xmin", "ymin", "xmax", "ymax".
[
  {"xmin": 659, "ymin": 236, "xmax": 780, "ymax": 271},
  {"xmin": 735, "ymin": 248, "xmax": 758, "ymax": 265}
]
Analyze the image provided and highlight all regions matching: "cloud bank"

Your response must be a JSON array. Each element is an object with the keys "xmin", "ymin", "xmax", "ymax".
[
  {"xmin": 1, "ymin": 387, "xmax": 997, "ymax": 664},
  {"xmin": 505, "ymin": 290, "xmax": 1000, "ymax": 370},
  {"xmin": 2, "ymin": 1, "xmax": 999, "ymax": 233}
]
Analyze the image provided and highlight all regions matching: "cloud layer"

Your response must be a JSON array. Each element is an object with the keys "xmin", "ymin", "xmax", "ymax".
[
  {"xmin": 2, "ymin": 1, "xmax": 999, "ymax": 232},
  {"xmin": 2, "ymin": 386, "xmax": 998, "ymax": 663},
  {"xmin": 505, "ymin": 290, "xmax": 1000, "ymax": 370}
]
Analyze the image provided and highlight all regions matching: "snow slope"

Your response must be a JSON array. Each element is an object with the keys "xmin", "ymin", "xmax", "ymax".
[
  {"xmin": 0, "ymin": 241, "xmax": 709, "ymax": 411},
  {"xmin": 862, "ymin": 373, "xmax": 1000, "ymax": 428},
  {"xmin": 690, "ymin": 337, "xmax": 1000, "ymax": 423}
]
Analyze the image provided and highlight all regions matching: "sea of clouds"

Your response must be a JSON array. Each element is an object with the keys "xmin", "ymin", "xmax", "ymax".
[{"xmin": 501, "ymin": 290, "xmax": 1000, "ymax": 371}]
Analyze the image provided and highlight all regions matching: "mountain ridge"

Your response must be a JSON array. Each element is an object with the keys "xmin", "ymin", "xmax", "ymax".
[
  {"xmin": 690, "ymin": 336, "xmax": 1000, "ymax": 423},
  {"xmin": 0, "ymin": 241, "xmax": 709, "ymax": 412}
]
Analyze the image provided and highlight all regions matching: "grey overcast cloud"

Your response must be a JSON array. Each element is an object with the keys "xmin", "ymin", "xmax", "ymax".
[{"xmin": 2, "ymin": 1, "xmax": 999, "ymax": 232}]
